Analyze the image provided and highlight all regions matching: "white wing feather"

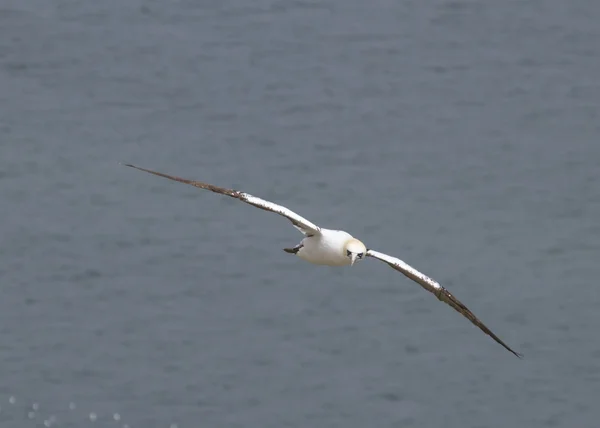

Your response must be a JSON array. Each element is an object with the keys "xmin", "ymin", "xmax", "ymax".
[{"xmin": 239, "ymin": 194, "xmax": 321, "ymax": 235}]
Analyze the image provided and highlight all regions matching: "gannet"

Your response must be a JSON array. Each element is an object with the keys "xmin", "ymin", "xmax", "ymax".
[{"xmin": 123, "ymin": 163, "xmax": 522, "ymax": 358}]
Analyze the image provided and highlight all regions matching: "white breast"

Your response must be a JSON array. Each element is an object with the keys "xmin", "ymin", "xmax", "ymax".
[{"xmin": 296, "ymin": 229, "xmax": 353, "ymax": 266}]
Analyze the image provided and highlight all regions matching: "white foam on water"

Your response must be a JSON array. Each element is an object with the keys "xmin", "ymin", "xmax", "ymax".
[{"xmin": 0, "ymin": 394, "xmax": 183, "ymax": 427}]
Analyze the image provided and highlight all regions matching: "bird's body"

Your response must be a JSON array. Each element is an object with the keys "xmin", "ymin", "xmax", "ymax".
[
  {"xmin": 123, "ymin": 163, "xmax": 522, "ymax": 358},
  {"xmin": 295, "ymin": 229, "xmax": 355, "ymax": 266}
]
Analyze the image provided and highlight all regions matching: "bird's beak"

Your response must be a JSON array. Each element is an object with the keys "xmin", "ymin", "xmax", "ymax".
[{"xmin": 350, "ymin": 253, "xmax": 357, "ymax": 266}]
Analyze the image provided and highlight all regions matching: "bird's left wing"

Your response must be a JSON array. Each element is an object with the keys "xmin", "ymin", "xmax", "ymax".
[
  {"xmin": 366, "ymin": 249, "xmax": 522, "ymax": 358},
  {"xmin": 123, "ymin": 164, "xmax": 321, "ymax": 236}
]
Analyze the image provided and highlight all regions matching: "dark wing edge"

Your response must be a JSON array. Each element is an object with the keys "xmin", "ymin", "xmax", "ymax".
[
  {"xmin": 122, "ymin": 163, "xmax": 240, "ymax": 196},
  {"xmin": 366, "ymin": 249, "xmax": 522, "ymax": 358},
  {"xmin": 122, "ymin": 163, "xmax": 321, "ymax": 236}
]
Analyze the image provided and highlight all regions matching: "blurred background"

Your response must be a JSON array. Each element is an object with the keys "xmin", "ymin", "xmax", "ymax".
[{"xmin": 1, "ymin": 0, "xmax": 599, "ymax": 427}]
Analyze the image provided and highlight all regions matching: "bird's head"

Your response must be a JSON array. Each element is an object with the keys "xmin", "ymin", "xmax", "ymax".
[{"xmin": 344, "ymin": 238, "xmax": 367, "ymax": 266}]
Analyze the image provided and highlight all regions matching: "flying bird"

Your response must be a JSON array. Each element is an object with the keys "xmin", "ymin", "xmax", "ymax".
[{"xmin": 123, "ymin": 163, "xmax": 522, "ymax": 358}]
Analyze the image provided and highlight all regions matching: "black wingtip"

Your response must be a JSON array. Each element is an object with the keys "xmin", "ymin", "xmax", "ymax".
[{"xmin": 505, "ymin": 346, "xmax": 523, "ymax": 359}]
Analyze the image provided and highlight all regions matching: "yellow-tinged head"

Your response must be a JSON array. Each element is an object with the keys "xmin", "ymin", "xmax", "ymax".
[{"xmin": 344, "ymin": 238, "xmax": 367, "ymax": 266}]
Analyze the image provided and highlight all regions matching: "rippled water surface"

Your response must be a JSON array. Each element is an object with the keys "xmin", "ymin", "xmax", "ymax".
[{"xmin": 1, "ymin": 0, "xmax": 600, "ymax": 427}]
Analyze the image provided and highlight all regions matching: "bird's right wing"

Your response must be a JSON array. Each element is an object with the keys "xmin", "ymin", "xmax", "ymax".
[
  {"xmin": 366, "ymin": 249, "xmax": 522, "ymax": 358},
  {"xmin": 123, "ymin": 164, "xmax": 322, "ymax": 236}
]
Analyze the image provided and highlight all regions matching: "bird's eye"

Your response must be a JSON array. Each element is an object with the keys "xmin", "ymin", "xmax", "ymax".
[
  {"xmin": 357, "ymin": 253, "xmax": 364, "ymax": 259},
  {"xmin": 346, "ymin": 250, "xmax": 352, "ymax": 257}
]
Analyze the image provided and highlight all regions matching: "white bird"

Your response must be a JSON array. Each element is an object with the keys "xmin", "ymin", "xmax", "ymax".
[{"xmin": 124, "ymin": 164, "xmax": 522, "ymax": 358}]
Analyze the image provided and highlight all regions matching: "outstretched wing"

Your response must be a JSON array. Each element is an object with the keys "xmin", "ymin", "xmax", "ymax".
[
  {"xmin": 123, "ymin": 164, "xmax": 322, "ymax": 236},
  {"xmin": 366, "ymin": 249, "xmax": 521, "ymax": 358}
]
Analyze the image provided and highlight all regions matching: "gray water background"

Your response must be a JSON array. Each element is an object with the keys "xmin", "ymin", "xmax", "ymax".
[{"xmin": 1, "ymin": 0, "xmax": 600, "ymax": 427}]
